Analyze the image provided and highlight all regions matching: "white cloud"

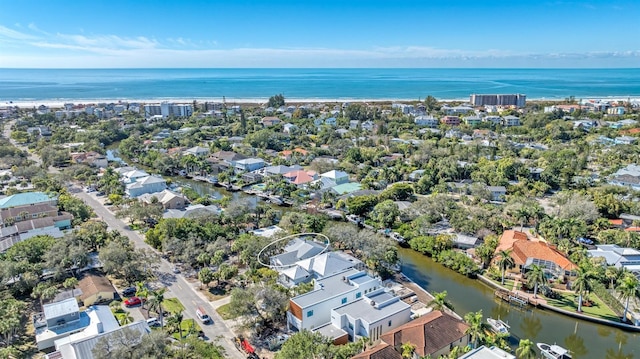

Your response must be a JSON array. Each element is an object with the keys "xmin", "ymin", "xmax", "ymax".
[{"xmin": 0, "ymin": 23, "xmax": 639, "ymax": 68}]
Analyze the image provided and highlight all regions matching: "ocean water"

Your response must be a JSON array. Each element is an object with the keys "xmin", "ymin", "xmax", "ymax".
[{"xmin": 0, "ymin": 68, "xmax": 639, "ymax": 102}]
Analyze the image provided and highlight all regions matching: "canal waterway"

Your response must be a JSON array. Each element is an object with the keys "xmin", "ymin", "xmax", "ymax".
[
  {"xmin": 143, "ymin": 167, "xmax": 640, "ymax": 358},
  {"xmin": 398, "ymin": 247, "xmax": 640, "ymax": 359}
]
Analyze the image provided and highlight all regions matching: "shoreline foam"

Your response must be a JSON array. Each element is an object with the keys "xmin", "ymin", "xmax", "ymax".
[{"xmin": 4, "ymin": 96, "xmax": 640, "ymax": 109}]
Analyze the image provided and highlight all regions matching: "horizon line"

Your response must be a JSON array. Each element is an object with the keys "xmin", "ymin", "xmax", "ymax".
[{"xmin": 2, "ymin": 67, "xmax": 640, "ymax": 70}]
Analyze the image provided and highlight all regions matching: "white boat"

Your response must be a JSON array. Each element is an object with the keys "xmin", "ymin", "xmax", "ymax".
[
  {"xmin": 537, "ymin": 343, "xmax": 572, "ymax": 359},
  {"xmin": 486, "ymin": 317, "xmax": 510, "ymax": 335}
]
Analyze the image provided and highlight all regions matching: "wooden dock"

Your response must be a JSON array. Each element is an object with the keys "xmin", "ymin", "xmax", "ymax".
[{"xmin": 494, "ymin": 289, "xmax": 539, "ymax": 307}]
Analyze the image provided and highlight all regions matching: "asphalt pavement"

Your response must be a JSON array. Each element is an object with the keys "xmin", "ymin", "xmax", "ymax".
[{"xmin": 73, "ymin": 187, "xmax": 245, "ymax": 359}]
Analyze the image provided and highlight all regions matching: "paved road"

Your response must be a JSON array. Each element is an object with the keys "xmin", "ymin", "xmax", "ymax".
[
  {"xmin": 72, "ymin": 190, "xmax": 244, "ymax": 359},
  {"xmin": 3, "ymin": 119, "xmax": 42, "ymax": 166},
  {"xmin": 3, "ymin": 120, "xmax": 243, "ymax": 358},
  {"xmin": 73, "ymin": 188, "xmax": 244, "ymax": 358}
]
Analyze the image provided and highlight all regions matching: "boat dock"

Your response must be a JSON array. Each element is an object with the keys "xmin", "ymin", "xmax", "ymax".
[{"xmin": 494, "ymin": 289, "xmax": 539, "ymax": 307}]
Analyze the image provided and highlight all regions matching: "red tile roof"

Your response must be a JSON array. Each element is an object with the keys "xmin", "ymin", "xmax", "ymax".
[
  {"xmin": 495, "ymin": 230, "xmax": 528, "ymax": 253},
  {"xmin": 609, "ymin": 219, "xmax": 623, "ymax": 226},
  {"xmin": 379, "ymin": 311, "xmax": 469, "ymax": 357},
  {"xmin": 284, "ymin": 170, "xmax": 314, "ymax": 185},
  {"xmin": 625, "ymin": 227, "xmax": 640, "ymax": 232},
  {"xmin": 511, "ymin": 240, "xmax": 577, "ymax": 271},
  {"xmin": 351, "ymin": 343, "xmax": 402, "ymax": 359}
]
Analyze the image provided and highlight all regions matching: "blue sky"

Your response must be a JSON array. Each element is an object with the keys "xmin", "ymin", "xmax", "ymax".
[{"xmin": 0, "ymin": 0, "xmax": 639, "ymax": 68}]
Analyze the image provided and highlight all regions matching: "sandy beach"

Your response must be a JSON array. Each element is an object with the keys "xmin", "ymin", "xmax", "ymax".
[{"xmin": 5, "ymin": 96, "xmax": 638, "ymax": 109}]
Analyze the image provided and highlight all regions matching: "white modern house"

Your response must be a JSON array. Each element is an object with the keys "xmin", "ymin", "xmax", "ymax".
[
  {"xmin": 329, "ymin": 289, "xmax": 412, "ymax": 342},
  {"xmin": 35, "ymin": 298, "xmax": 120, "ymax": 350},
  {"xmin": 48, "ymin": 321, "xmax": 150, "ymax": 359},
  {"xmin": 276, "ymin": 251, "xmax": 364, "ymax": 288},
  {"xmin": 320, "ymin": 170, "xmax": 349, "ymax": 185},
  {"xmin": 288, "ymin": 269, "xmax": 394, "ymax": 332},
  {"xmin": 125, "ymin": 176, "xmax": 167, "ymax": 197},
  {"xmin": 234, "ymin": 158, "xmax": 266, "ymax": 172}
]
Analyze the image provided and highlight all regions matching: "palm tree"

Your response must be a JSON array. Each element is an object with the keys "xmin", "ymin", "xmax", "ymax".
[
  {"xmin": 605, "ymin": 266, "xmax": 620, "ymax": 289},
  {"xmin": 495, "ymin": 250, "xmax": 514, "ymax": 285},
  {"xmin": 135, "ymin": 281, "xmax": 150, "ymax": 308},
  {"xmin": 617, "ymin": 274, "xmax": 640, "ymax": 323},
  {"xmin": 147, "ymin": 288, "xmax": 167, "ymax": 328},
  {"xmin": 526, "ymin": 264, "xmax": 547, "ymax": 298},
  {"xmin": 167, "ymin": 311, "xmax": 184, "ymax": 338},
  {"xmin": 572, "ymin": 265, "xmax": 595, "ymax": 313},
  {"xmin": 32, "ymin": 282, "xmax": 58, "ymax": 309},
  {"xmin": 400, "ymin": 342, "xmax": 416, "ymax": 359},
  {"xmin": 516, "ymin": 338, "xmax": 536, "ymax": 359},
  {"xmin": 428, "ymin": 291, "xmax": 454, "ymax": 312},
  {"xmin": 118, "ymin": 312, "xmax": 134, "ymax": 326},
  {"xmin": 63, "ymin": 277, "xmax": 79, "ymax": 298},
  {"xmin": 464, "ymin": 310, "xmax": 485, "ymax": 349}
]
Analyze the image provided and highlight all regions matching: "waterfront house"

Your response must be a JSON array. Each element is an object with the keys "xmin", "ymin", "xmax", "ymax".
[
  {"xmin": 275, "ymin": 250, "xmax": 364, "ymax": 288},
  {"xmin": 138, "ymin": 189, "xmax": 187, "ymax": 210},
  {"xmin": 125, "ymin": 176, "xmax": 167, "ymax": 198},
  {"xmin": 120, "ymin": 169, "xmax": 149, "ymax": 184},
  {"xmin": 379, "ymin": 310, "xmax": 470, "ymax": 359},
  {"xmin": 208, "ymin": 151, "xmax": 247, "ymax": 168},
  {"xmin": 234, "ymin": 158, "xmax": 266, "ymax": 172},
  {"xmin": 287, "ymin": 268, "xmax": 404, "ymax": 335},
  {"xmin": 511, "ymin": 240, "xmax": 577, "ymax": 278},
  {"xmin": 459, "ymin": 346, "xmax": 515, "ymax": 359},
  {"xmin": 588, "ymin": 245, "xmax": 640, "ymax": 276},
  {"xmin": 495, "ymin": 230, "xmax": 528, "ymax": 253},
  {"xmin": 271, "ymin": 237, "xmax": 326, "ymax": 268},
  {"xmin": 283, "ymin": 170, "xmax": 317, "ymax": 187},
  {"xmin": 263, "ymin": 165, "xmax": 303, "ymax": 176},
  {"xmin": 327, "ymin": 288, "xmax": 412, "ymax": 342},
  {"xmin": 163, "ymin": 204, "xmax": 222, "ymax": 219}
]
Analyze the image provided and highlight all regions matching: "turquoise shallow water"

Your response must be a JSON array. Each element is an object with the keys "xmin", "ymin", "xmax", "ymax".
[{"xmin": 1, "ymin": 68, "xmax": 639, "ymax": 102}]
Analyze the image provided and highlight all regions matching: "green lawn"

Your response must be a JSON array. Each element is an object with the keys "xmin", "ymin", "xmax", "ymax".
[
  {"xmin": 163, "ymin": 298, "xmax": 185, "ymax": 314},
  {"xmin": 216, "ymin": 303, "xmax": 239, "ymax": 320},
  {"xmin": 171, "ymin": 319, "xmax": 202, "ymax": 340},
  {"xmin": 489, "ymin": 277, "xmax": 517, "ymax": 290},
  {"xmin": 545, "ymin": 293, "xmax": 619, "ymax": 321}
]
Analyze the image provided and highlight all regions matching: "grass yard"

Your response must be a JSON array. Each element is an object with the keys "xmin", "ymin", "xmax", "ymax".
[
  {"xmin": 163, "ymin": 298, "xmax": 185, "ymax": 314},
  {"xmin": 489, "ymin": 277, "xmax": 517, "ymax": 290},
  {"xmin": 545, "ymin": 293, "xmax": 619, "ymax": 321},
  {"xmin": 170, "ymin": 319, "xmax": 202, "ymax": 340},
  {"xmin": 216, "ymin": 303, "xmax": 239, "ymax": 320},
  {"xmin": 204, "ymin": 286, "xmax": 229, "ymax": 301}
]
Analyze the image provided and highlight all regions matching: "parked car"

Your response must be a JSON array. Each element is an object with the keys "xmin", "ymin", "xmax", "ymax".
[
  {"xmin": 124, "ymin": 297, "xmax": 142, "ymax": 307},
  {"xmin": 146, "ymin": 317, "xmax": 160, "ymax": 327},
  {"xmin": 578, "ymin": 237, "xmax": 594, "ymax": 245},
  {"xmin": 121, "ymin": 287, "xmax": 137, "ymax": 297},
  {"xmin": 196, "ymin": 306, "xmax": 212, "ymax": 324}
]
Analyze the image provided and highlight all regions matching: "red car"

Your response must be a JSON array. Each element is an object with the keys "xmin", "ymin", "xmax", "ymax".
[{"xmin": 124, "ymin": 297, "xmax": 142, "ymax": 307}]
